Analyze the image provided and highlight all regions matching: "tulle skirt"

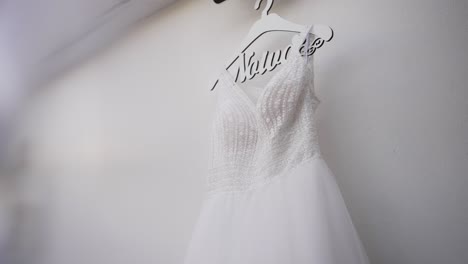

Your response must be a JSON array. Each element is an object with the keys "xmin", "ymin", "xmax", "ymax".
[{"xmin": 183, "ymin": 156, "xmax": 370, "ymax": 264}]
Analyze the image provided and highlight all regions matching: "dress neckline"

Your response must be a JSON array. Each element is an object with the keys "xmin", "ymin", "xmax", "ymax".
[{"xmin": 220, "ymin": 25, "xmax": 314, "ymax": 113}]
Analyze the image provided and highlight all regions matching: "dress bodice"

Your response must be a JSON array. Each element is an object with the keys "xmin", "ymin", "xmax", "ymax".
[{"xmin": 207, "ymin": 26, "xmax": 322, "ymax": 195}]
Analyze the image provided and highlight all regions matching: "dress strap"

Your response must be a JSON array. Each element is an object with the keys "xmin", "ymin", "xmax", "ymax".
[{"xmin": 303, "ymin": 25, "xmax": 314, "ymax": 64}]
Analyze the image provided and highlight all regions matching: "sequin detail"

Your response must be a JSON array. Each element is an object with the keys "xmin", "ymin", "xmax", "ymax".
[{"xmin": 207, "ymin": 28, "xmax": 322, "ymax": 195}]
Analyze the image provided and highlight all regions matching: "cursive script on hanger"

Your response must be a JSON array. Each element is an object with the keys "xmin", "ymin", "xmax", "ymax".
[{"xmin": 232, "ymin": 36, "xmax": 327, "ymax": 83}]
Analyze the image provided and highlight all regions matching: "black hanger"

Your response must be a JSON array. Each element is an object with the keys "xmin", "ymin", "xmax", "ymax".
[{"xmin": 214, "ymin": 0, "xmax": 226, "ymax": 3}]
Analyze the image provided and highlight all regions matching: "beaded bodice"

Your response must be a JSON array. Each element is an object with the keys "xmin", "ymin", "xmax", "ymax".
[{"xmin": 207, "ymin": 26, "xmax": 322, "ymax": 195}]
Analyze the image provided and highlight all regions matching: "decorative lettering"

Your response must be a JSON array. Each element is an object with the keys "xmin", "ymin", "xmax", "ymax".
[{"xmin": 232, "ymin": 37, "xmax": 327, "ymax": 83}]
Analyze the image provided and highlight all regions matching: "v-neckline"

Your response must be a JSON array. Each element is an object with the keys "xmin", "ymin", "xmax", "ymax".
[{"xmin": 221, "ymin": 25, "xmax": 311, "ymax": 113}]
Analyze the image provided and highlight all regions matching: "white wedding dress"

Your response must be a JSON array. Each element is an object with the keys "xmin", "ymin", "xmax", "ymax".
[{"xmin": 183, "ymin": 25, "xmax": 370, "ymax": 264}]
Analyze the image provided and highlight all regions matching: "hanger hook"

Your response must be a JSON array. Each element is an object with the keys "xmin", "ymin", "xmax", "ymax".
[{"xmin": 254, "ymin": 0, "xmax": 274, "ymax": 17}]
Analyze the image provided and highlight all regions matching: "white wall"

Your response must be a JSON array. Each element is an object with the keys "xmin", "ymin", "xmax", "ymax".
[{"xmin": 10, "ymin": 0, "xmax": 468, "ymax": 264}]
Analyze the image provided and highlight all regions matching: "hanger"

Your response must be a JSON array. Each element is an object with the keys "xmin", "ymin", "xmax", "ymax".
[{"xmin": 210, "ymin": 0, "xmax": 333, "ymax": 91}]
